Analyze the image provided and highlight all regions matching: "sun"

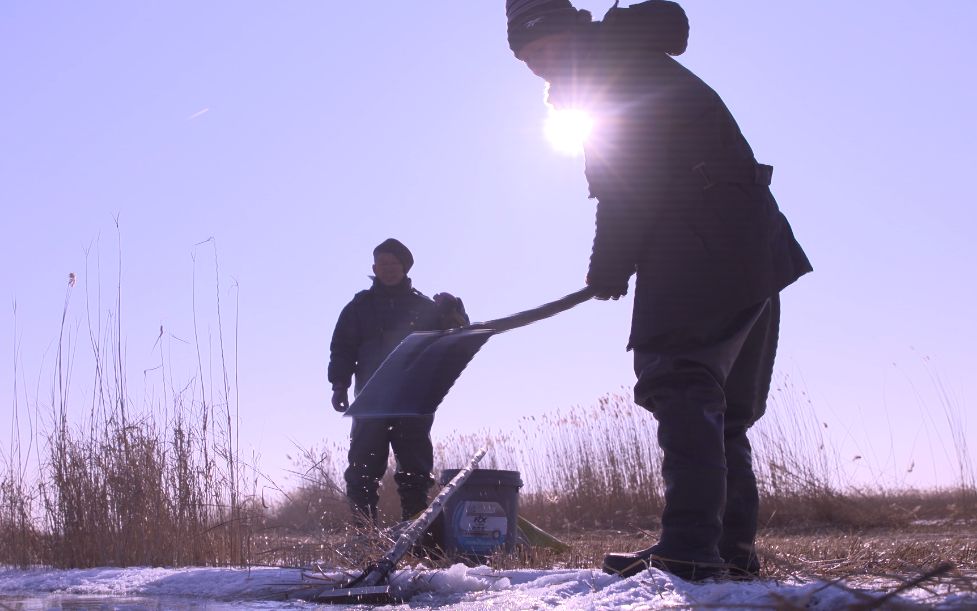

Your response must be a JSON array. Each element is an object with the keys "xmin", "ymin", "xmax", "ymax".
[{"xmin": 544, "ymin": 108, "xmax": 593, "ymax": 156}]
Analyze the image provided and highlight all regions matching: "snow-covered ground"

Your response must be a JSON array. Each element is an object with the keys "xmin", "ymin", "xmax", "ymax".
[{"xmin": 1, "ymin": 564, "xmax": 975, "ymax": 610}]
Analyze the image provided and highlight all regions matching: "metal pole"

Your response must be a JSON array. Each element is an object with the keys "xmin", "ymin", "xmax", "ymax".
[
  {"xmin": 357, "ymin": 447, "xmax": 487, "ymax": 587},
  {"xmin": 311, "ymin": 447, "xmax": 488, "ymax": 603}
]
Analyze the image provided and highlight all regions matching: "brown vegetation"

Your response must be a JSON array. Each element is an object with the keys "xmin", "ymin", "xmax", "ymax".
[
  {"xmin": 1, "ymin": 243, "xmax": 256, "ymax": 567},
  {"xmin": 2, "ymin": 255, "xmax": 975, "ymax": 597},
  {"xmin": 251, "ymin": 393, "xmax": 976, "ymax": 586}
]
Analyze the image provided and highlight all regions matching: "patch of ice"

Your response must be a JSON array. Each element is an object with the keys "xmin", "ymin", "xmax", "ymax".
[{"xmin": 1, "ymin": 564, "xmax": 975, "ymax": 609}]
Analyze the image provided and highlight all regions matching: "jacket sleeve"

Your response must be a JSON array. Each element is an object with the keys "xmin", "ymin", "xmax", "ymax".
[
  {"xmin": 584, "ymin": 56, "xmax": 706, "ymax": 288},
  {"xmin": 587, "ymin": 195, "xmax": 642, "ymax": 289},
  {"xmin": 327, "ymin": 301, "xmax": 360, "ymax": 391},
  {"xmin": 584, "ymin": 98, "xmax": 668, "ymax": 288}
]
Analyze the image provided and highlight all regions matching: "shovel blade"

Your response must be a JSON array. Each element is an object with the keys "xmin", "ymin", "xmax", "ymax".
[{"xmin": 344, "ymin": 328, "xmax": 495, "ymax": 418}]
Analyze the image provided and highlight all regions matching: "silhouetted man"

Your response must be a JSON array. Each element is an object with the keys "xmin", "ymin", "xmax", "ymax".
[
  {"xmin": 329, "ymin": 238, "xmax": 468, "ymax": 523},
  {"xmin": 505, "ymin": 0, "xmax": 811, "ymax": 580}
]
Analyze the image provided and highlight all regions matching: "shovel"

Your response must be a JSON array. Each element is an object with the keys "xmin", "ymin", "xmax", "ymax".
[{"xmin": 344, "ymin": 286, "xmax": 597, "ymax": 418}]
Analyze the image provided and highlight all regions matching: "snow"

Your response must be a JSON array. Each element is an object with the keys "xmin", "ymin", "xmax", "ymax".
[{"xmin": 0, "ymin": 563, "xmax": 973, "ymax": 609}]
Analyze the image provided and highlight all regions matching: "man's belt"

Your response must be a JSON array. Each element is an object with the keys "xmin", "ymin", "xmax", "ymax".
[{"xmin": 692, "ymin": 160, "xmax": 773, "ymax": 190}]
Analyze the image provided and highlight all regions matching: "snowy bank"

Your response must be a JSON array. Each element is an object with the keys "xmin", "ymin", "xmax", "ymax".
[{"xmin": 1, "ymin": 564, "xmax": 973, "ymax": 609}]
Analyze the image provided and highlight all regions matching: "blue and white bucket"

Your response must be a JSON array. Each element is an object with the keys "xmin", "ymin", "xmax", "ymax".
[{"xmin": 438, "ymin": 468, "xmax": 522, "ymax": 558}]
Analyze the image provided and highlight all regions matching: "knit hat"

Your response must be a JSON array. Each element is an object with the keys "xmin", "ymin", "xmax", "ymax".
[
  {"xmin": 373, "ymin": 238, "xmax": 414, "ymax": 273},
  {"xmin": 506, "ymin": 0, "xmax": 583, "ymax": 56}
]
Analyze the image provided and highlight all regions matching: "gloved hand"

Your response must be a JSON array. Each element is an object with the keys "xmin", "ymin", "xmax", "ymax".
[
  {"xmin": 331, "ymin": 387, "xmax": 349, "ymax": 412},
  {"xmin": 433, "ymin": 292, "xmax": 460, "ymax": 309},
  {"xmin": 586, "ymin": 276, "xmax": 629, "ymax": 301},
  {"xmin": 434, "ymin": 292, "xmax": 468, "ymax": 328}
]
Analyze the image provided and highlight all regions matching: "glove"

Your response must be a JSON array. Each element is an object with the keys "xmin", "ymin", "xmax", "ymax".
[
  {"xmin": 586, "ymin": 275, "xmax": 629, "ymax": 301},
  {"xmin": 433, "ymin": 292, "xmax": 460, "ymax": 309},
  {"xmin": 331, "ymin": 387, "xmax": 349, "ymax": 413},
  {"xmin": 434, "ymin": 292, "xmax": 468, "ymax": 328}
]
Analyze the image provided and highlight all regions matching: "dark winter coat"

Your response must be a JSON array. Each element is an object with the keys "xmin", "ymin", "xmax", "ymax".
[
  {"xmin": 328, "ymin": 278, "xmax": 466, "ymax": 395},
  {"xmin": 576, "ymin": 8, "xmax": 812, "ymax": 348}
]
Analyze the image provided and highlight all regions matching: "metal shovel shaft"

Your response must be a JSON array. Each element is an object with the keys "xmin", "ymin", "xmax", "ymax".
[
  {"xmin": 469, "ymin": 286, "xmax": 598, "ymax": 333},
  {"xmin": 311, "ymin": 448, "xmax": 488, "ymax": 602}
]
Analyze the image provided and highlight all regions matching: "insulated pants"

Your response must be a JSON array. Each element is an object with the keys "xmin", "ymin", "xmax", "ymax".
[
  {"xmin": 632, "ymin": 296, "xmax": 779, "ymax": 570},
  {"xmin": 345, "ymin": 415, "xmax": 436, "ymax": 521}
]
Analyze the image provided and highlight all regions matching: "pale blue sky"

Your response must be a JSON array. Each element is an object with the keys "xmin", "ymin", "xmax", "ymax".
[{"xmin": 1, "ymin": 1, "xmax": 975, "ymax": 490}]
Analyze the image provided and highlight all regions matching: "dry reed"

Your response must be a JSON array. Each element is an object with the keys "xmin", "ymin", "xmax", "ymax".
[
  {"xmin": 1, "ymin": 236, "xmax": 257, "ymax": 568},
  {"xmin": 2, "ymin": 234, "xmax": 974, "ymax": 576}
]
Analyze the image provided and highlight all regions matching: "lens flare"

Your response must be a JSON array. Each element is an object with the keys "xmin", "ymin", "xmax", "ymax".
[{"xmin": 544, "ymin": 108, "xmax": 593, "ymax": 156}]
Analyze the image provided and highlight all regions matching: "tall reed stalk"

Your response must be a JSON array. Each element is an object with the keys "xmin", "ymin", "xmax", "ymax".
[{"xmin": 1, "ymin": 233, "xmax": 258, "ymax": 568}]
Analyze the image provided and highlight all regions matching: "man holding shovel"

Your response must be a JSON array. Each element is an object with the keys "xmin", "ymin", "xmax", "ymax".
[
  {"xmin": 504, "ymin": 0, "xmax": 812, "ymax": 580},
  {"xmin": 329, "ymin": 238, "xmax": 468, "ymax": 523}
]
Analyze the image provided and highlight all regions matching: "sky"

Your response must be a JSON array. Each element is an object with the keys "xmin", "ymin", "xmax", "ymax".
[
  {"xmin": 0, "ymin": 564, "xmax": 969, "ymax": 608},
  {"xmin": 1, "ymin": 1, "xmax": 975, "ymax": 493}
]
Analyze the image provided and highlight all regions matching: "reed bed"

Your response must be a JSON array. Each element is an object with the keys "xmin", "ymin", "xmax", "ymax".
[
  {"xmin": 255, "ymin": 382, "xmax": 976, "ymax": 576},
  {"xmin": 428, "ymin": 384, "xmax": 957, "ymax": 532},
  {"xmin": 8, "ymin": 370, "xmax": 974, "ymax": 569},
  {"xmin": 5, "ymin": 362, "xmax": 975, "ymax": 570},
  {"xmin": 1, "ymin": 241, "xmax": 257, "ymax": 568},
  {"xmin": 2, "ymin": 244, "xmax": 973, "ymax": 576}
]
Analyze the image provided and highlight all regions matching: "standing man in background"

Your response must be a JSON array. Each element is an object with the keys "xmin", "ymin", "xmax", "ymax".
[
  {"xmin": 504, "ymin": 0, "xmax": 812, "ymax": 580},
  {"xmin": 328, "ymin": 238, "xmax": 468, "ymax": 524}
]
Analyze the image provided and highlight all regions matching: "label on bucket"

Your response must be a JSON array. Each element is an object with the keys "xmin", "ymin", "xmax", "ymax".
[{"xmin": 451, "ymin": 501, "xmax": 508, "ymax": 554}]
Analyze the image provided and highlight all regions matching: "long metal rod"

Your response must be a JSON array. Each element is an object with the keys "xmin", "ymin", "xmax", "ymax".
[
  {"xmin": 312, "ymin": 447, "xmax": 488, "ymax": 601},
  {"xmin": 355, "ymin": 447, "xmax": 487, "ymax": 588}
]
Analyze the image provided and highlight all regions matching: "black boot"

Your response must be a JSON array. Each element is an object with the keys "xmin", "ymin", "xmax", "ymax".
[
  {"xmin": 399, "ymin": 492, "xmax": 430, "ymax": 522},
  {"xmin": 349, "ymin": 502, "xmax": 378, "ymax": 529},
  {"xmin": 723, "ymin": 549, "xmax": 760, "ymax": 581},
  {"xmin": 603, "ymin": 545, "xmax": 726, "ymax": 581},
  {"xmin": 718, "ymin": 426, "xmax": 761, "ymax": 580},
  {"xmin": 397, "ymin": 500, "xmax": 443, "ymax": 559}
]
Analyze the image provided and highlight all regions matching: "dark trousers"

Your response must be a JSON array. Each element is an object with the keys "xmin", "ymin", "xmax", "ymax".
[
  {"xmin": 344, "ymin": 415, "xmax": 436, "ymax": 520},
  {"xmin": 633, "ymin": 296, "xmax": 779, "ymax": 570}
]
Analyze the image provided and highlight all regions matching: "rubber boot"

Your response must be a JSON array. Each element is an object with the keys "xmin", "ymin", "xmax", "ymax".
[
  {"xmin": 647, "ymin": 372, "xmax": 728, "ymax": 566},
  {"xmin": 603, "ymin": 545, "xmax": 726, "ymax": 581},
  {"xmin": 349, "ymin": 502, "xmax": 378, "ymax": 529},
  {"xmin": 719, "ymin": 426, "xmax": 760, "ymax": 579}
]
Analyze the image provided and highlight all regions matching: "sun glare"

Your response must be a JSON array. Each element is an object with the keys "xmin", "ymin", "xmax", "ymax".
[{"xmin": 544, "ymin": 108, "xmax": 593, "ymax": 156}]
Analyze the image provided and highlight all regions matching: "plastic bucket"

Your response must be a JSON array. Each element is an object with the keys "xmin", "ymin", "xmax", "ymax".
[{"xmin": 438, "ymin": 468, "xmax": 522, "ymax": 558}]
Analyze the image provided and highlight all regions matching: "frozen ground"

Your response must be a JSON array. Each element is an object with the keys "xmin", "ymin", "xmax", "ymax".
[{"xmin": 1, "ymin": 564, "xmax": 975, "ymax": 610}]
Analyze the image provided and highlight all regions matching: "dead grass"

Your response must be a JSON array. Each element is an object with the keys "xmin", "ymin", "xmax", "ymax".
[
  {"xmin": 1, "ymin": 237, "xmax": 258, "ymax": 567},
  {"xmin": 2, "ymin": 235, "xmax": 975, "ymax": 586},
  {"xmin": 6, "ymin": 367, "xmax": 976, "ymax": 575},
  {"xmin": 247, "ymin": 387, "xmax": 977, "ymax": 599},
  {"xmin": 425, "ymin": 392, "xmax": 976, "ymax": 533}
]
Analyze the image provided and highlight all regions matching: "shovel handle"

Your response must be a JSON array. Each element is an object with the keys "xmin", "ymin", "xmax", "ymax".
[{"xmin": 471, "ymin": 286, "xmax": 598, "ymax": 333}]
